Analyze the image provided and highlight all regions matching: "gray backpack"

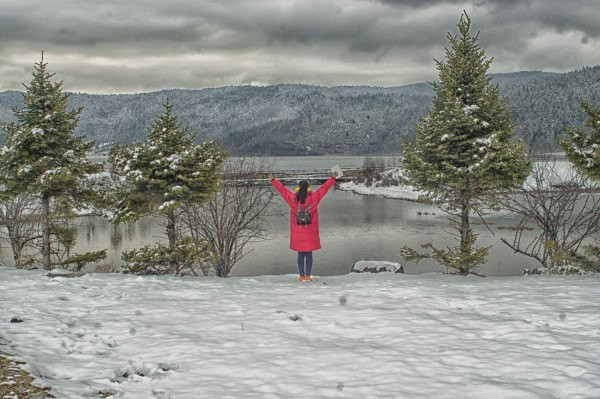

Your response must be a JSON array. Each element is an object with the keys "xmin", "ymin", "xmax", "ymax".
[{"xmin": 295, "ymin": 201, "xmax": 312, "ymax": 225}]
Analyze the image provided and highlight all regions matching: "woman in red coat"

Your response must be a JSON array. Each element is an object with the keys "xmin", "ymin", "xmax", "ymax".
[{"xmin": 270, "ymin": 173, "xmax": 337, "ymax": 281}]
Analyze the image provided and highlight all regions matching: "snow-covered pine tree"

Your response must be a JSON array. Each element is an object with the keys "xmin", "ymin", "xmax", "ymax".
[
  {"xmin": 401, "ymin": 13, "xmax": 531, "ymax": 275},
  {"xmin": 561, "ymin": 101, "xmax": 600, "ymax": 180},
  {"xmin": 0, "ymin": 54, "xmax": 104, "ymax": 270},
  {"xmin": 109, "ymin": 100, "xmax": 226, "ymax": 275}
]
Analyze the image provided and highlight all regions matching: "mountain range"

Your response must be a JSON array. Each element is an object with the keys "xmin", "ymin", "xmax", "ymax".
[{"xmin": 1, "ymin": 66, "xmax": 598, "ymax": 155}]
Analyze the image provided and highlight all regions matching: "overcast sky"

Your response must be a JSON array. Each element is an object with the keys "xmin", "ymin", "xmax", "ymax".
[{"xmin": 1, "ymin": 0, "xmax": 598, "ymax": 93}]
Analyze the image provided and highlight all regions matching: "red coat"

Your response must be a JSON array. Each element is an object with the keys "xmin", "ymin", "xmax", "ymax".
[{"xmin": 271, "ymin": 177, "xmax": 336, "ymax": 252}]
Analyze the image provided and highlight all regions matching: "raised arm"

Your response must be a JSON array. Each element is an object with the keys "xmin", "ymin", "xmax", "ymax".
[
  {"xmin": 313, "ymin": 176, "xmax": 336, "ymax": 205},
  {"xmin": 271, "ymin": 178, "xmax": 296, "ymax": 207}
]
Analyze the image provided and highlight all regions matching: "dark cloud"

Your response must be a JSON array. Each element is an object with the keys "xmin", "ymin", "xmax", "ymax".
[
  {"xmin": 0, "ymin": 0, "xmax": 598, "ymax": 93},
  {"xmin": 376, "ymin": 0, "xmax": 465, "ymax": 6}
]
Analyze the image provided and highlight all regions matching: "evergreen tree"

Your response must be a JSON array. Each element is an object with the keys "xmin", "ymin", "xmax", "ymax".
[
  {"xmin": 401, "ymin": 13, "xmax": 531, "ymax": 274},
  {"xmin": 561, "ymin": 101, "xmax": 600, "ymax": 270},
  {"xmin": 109, "ymin": 100, "xmax": 225, "ymax": 275},
  {"xmin": 561, "ymin": 101, "xmax": 600, "ymax": 180},
  {"xmin": 0, "ymin": 54, "xmax": 104, "ymax": 269}
]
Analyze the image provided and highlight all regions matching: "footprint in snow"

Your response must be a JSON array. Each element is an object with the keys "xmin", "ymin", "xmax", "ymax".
[
  {"xmin": 559, "ymin": 312, "xmax": 566, "ymax": 320},
  {"xmin": 153, "ymin": 388, "xmax": 171, "ymax": 399}
]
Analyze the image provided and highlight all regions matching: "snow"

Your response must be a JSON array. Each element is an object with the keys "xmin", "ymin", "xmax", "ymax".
[
  {"xmin": 157, "ymin": 200, "xmax": 176, "ymax": 211},
  {"xmin": 1, "ymin": 268, "xmax": 600, "ymax": 398},
  {"xmin": 462, "ymin": 104, "xmax": 479, "ymax": 114},
  {"xmin": 339, "ymin": 180, "xmax": 424, "ymax": 201},
  {"xmin": 39, "ymin": 168, "xmax": 61, "ymax": 184},
  {"xmin": 474, "ymin": 134, "xmax": 496, "ymax": 147},
  {"xmin": 339, "ymin": 168, "xmax": 426, "ymax": 201},
  {"xmin": 17, "ymin": 165, "xmax": 32, "ymax": 175}
]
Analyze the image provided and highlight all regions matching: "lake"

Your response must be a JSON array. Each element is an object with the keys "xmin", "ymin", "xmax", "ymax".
[{"xmin": 0, "ymin": 156, "xmax": 544, "ymax": 276}]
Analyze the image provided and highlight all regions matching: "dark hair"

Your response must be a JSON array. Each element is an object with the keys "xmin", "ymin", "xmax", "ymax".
[{"xmin": 296, "ymin": 180, "xmax": 309, "ymax": 203}]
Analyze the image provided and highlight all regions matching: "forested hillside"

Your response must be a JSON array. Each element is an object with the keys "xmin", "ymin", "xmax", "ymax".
[{"xmin": 1, "ymin": 68, "xmax": 598, "ymax": 155}]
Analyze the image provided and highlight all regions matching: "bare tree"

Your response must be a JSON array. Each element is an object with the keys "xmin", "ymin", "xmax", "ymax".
[
  {"xmin": 0, "ymin": 193, "xmax": 42, "ymax": 268},
  {"xmin": 183, "ymin": 157, "xmax": 278, "ymax": 277},
  {"xmin": 495, "ymin": 154, "xmax": 600, "ymax": 270},
  {"xmin": 360, "ymin": 156, "xmax": 387, "ymax": 185}
]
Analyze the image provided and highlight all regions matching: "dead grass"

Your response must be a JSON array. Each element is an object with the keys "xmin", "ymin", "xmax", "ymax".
[{"xmin": 0, "ymin": 354, "xmax": 54, "ymax": 399}]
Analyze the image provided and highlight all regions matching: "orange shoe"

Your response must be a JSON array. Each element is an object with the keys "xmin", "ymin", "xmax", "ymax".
[
  {"xmin": 298, "ymin": 275, "xmax": 306, "ymax": 281},
  {"xmin": 304, "ymin": 275, "xmax": 312, "ymax": 282}
]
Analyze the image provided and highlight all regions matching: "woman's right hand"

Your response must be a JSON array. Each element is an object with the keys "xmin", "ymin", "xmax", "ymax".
[{"xmin": 268, "ymin": 173, "xmax": 275, "ymax": 180}]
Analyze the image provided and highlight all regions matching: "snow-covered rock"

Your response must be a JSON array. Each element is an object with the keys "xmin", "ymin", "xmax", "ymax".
[
  {"xmin": 524, "ymin": 265, "xmax": 595, "ymax": 276},
  {"xmin": 351, "ymin": 260, "xmax": 404, "ymax": 273},
  {"xmin": 46, "ymin": 268, "xmax": 86, "ymax": 278}
]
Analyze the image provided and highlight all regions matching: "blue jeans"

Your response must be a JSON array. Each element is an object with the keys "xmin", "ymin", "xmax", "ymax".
[{"xmin": 297, "ymin": 252, "xmax": 313, "ymax": 276}]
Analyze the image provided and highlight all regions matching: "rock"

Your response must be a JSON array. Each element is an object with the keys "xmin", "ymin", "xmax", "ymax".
[
  {"xmin": 523, "ymin": 265, "xmax": 593, "ymax": 276},
  {"xmin": 351, "ymin": 260, "xmax": 404, "ymax": 274},
  {"xmin": 46, "ymin": 272, "xmax": 86, "ymax": 278},
  {"xmin": 289, "ymin": 314, "xmax": 302, "ymax": 322},
  {"xmin": 10, "ymin": 317, "xmax": 23, "ymax": 323}
]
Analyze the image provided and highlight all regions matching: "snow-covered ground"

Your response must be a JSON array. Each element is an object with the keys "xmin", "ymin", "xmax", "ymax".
[
  {"xmin": 2, "ymin": 268, "xmax": 600, "ymax": 399},
  {"xmin": 338, "ymin": 180, "xmax": 424, "ymax": 201},
  {"xmin": 339, "ymin": 168, "xmax": 425, "ymax": 201}
]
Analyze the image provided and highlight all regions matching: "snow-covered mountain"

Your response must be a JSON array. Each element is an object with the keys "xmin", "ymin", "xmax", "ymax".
[{"xmin": 1, "ymin": 68, "xmax": 598, "ymax": 155}]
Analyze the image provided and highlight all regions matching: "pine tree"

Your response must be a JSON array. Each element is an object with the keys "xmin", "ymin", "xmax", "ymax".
[
  {"xmin": 560, "ymin": 101, "xmax": 600, "ymax": 271},
  {"xmin": 109, "ymin": 100, "xmax": 226, "ymax": 275},
  {"xmin": 401, "ymin": 13, "xmax": 531, "ymax": 274},
  {"xmin": 561, "ymin": 101, "xmax": 600, "ymax": 180},
  {"xmin": 0, "ymin": 54, "xmax": 104, "ymax": 269}
]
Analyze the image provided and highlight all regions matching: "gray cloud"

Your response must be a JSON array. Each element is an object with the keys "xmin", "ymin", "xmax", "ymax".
[{"xmin": 0, "ymin": 0, "xmax": 598, "ymax": 93}]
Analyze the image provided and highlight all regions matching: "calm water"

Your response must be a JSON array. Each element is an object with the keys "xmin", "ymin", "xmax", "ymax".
[
  {"xmin": 0, "ymin": 156, "xmax": 543, "ymax": 276},
  {"xmin": 0, "ymin": 189, "xmax": 539, "ymax": 277}
]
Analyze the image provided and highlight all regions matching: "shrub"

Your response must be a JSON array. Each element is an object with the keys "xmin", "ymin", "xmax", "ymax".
[{"xmin": 121, "ymin": 237, "xmax": 213, "ymax": 276}]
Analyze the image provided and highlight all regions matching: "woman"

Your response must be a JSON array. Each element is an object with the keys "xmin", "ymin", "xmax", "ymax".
[{"xmin": 270, "ymin": 172, "xmax": 337, "ymax": 281}]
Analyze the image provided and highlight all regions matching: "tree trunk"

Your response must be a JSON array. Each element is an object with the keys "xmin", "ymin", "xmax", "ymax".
[
  {"xmin": 166, "ymin": 209, "xmax": 177, "ymax": 271},
  {"xmin": 459, "ymin": 195, "xmax": 471, "ymax": 275},
  {"xmin": 42, "ymin": 193, "xmax": 51, "ymax": 270},
  {"xmin": 6, "ymin": 227, "xmax": 20, "ymax": 268},
  {"xmin": 214, "ymin": 257, "xmax": 228, "ymax": 277},
  {"xmin": 11, "ymin": 242, "xmax": 21, "ymax": 268}
]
